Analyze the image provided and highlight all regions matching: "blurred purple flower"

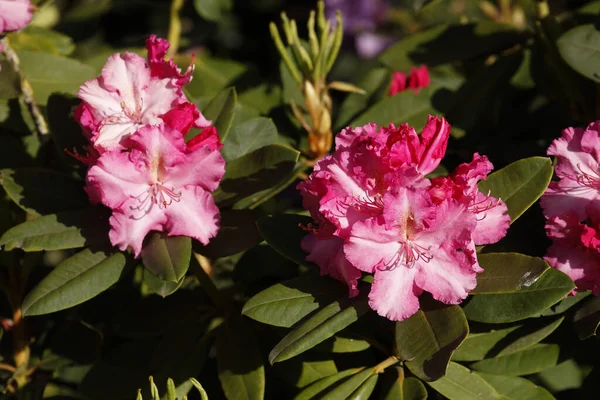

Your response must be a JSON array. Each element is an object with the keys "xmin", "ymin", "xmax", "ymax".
[{"xmin": 325, "ymin": 0, "xmax": 394, "ymax": 59}]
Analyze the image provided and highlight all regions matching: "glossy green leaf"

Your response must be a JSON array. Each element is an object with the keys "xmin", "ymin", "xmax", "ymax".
[
  {"xmin": 557, "ymin": 24, "xmax": 600, "ymax": 83},
  {"xmin": 537, "ymin": 360, "xmax": 585, "ymax": 393},
  {"xmin": 242, "ymin": 275, "xmax": 347, "ymax": 328},
  {"xmin": 427, "ymin": 362, "xmax": 502, "ymax": 400},
  {"xmin": 470, "ymin": 344, "xmax": 559, "ymax": 376},
  {"xmin": 22, "ymin": 249, "xmax": 128, "ymax": 316},
  {"xmin": 269, "ymin": 293, "xmax": 370, "ymax": 363},
  {"xmin": 394, "ymin": 298, "xmax": 469, "ymax": 381},
  {"xmin": 16, "ymin": 50, "xmax": 96, "ymax": 105},
  {"xmin": 200, "ymin": 87, "xmax": 237, "ymax": 142},
  {"xmin": 141, "ymin": 233, "xmax": 191, "ymax": 283},
  {"xmin": 350, "ymin": 85, "xmax": 437, "ymax": 128},
  {"xmin": 0, "ymin": 168, "xmax": 87, "ymax": 216},
  {"xmin": 541, "ymin": 291, "xmax": 591, "ymax": 316},
  {"xmin": 573, "ymin": 295, "xmax": 600, "ymax": 339},
  {"xmin": 379, "ymin": 367, "xmax": 428, "ymax": 400},
  {"xmin": 256, "ymin": 214, "xmax": 315, "ymax": 269},
  {"xmin": 476, "ymin": 372, "xmax": 556, "ymax": 400},
  {"xmin": 276, "ymin": 357, "xmax": 339, "ymax": 389},
  {"xmin": 217, "ymin": 316, "xmax": 265, "ymax": 400},
  {"xmin": 221, "ymin": 117, "xmax": 279, "ymax": 161},
  {"xmin": 380, "ymin": 22, "xmax": 522, "ymax": 70},
  {"xmin": 294, "ymin": 369, "xmax": 359, "ymax": 400},
  {"xmin": 335, "ymin": 67, "xmax": 389, "ymax": 130},
  {"xmin": 348, "ymin": 374, "xmax": 378, "ymax": 400},
  {"xmin": 143, "ymin": 268, "xmax": 185, "ymax": 298},
  {"xmin": 464, "ymin": 266, "xmax": 575, "ymax": 323},
  {"xmin": 452, "ymin": 326, "xmax": 521, "ymax": 362},
  {"xmin": 317, "ymin": 335, "xmax": 371, "ymax": 353},
  {"xmin": 472, "ymin": 253, "xmax": 550, "ymax": 294},
  {"xmin": 478, "ymin": 157, "xmax": 553, "ymax": 223},
  {"xmin": 0, "ymin": 207, "xmax": 110, "ymax": 251},
  {"xmin": 320, "ymin": 368, "xmax": 377, "ymax": 400}
]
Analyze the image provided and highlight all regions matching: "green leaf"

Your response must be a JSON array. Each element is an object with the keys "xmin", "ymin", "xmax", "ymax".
[
  {"xmin": 187, "ymin": 56, "xmax": 246, "ymax": 99},
  {"xmin": 453, "ymin": 317, "xmax": 563, "ymax": 361},
  {"xmin": 464, "ymin": 267, "xmax": 575, "ymax": 323},
  {"xmin": 317, "ymin": 335, "xmax": 371, "ymax": 353},
  {"xmin": 200, "ymin": 209, "xmax": 261, "ymax": 259},
  {"xmin": 335, "ymin": 67, "xmax": 389, "ymax": 130},
  {"xmin": 319, "ymin": 368, "xmax": 377, "ymax": 400},
  {"xmin": 143, "ymin": 268, "xmax": 185, "ymax": 298},
  {"xmin": 379, "ymin": 22, "xmax": 522, "ymax": 71},
  {"xmin": 394, "ymin": 297, "xmax": 469, "ymax": 381},
  {"xmin": 0, "ymin": 207, "xmax": 110, "ymax": 251},
  {"xmin": 16, "ymin": 50, "xmax": 96, "ymax": 106},
  {"xmin": 294, "ymin": 369, "xmax": 359, "ymax": 400},
  {"xmin": 350, "ymin": 85, "xmax": 437, "ymax": 128},
  {"xmin": 242, "ymin": 275, "xmax": 347, "ymax": 328},
  {"xmin": 194, "ymin": 0, "xmax": 232, "ymax": 21},
  {"xmin": 0, "ymin": 168, "xmax": 87, "ymax": 216},
  {"xmin": 557, "ymin": 24, "xmax": 600, "ymax": 83},
  {"xmin": 217, "ymin": 316, "xmax": 265, "ymax": 400},
  {"xmin": 276, "ymin": 357, "xmax": 339, "ymax": 389},
  {"xmin": 8, "ymin": 27, "xmax": 75, "ymax": 56},
  {"xmin": 268, "ymin": 293, "xmax": 370, "ymax": 364},
  {"xmin": 537, "ymin": 360, "xmax": 585, "ymax": 393},
  {"xmin": 573, "ymin": 295, "xmax": 600, "ymax": 339},
  {"xmin": 221, "ymin": 117, "xmax": 279, "ymax": 161},
  {"xmin": 427, "ymin": 362, "xmax": 502, "ymax": 400},
  {"xmin": 470, "ymin": 344, "xmax": 559, "ymax": 376},
  {"xmin": 478, "ymin": 157, "xmax": 553, "ymax": 223},
  {"xmin": 472, "ymin": 253, "xmax": 550, "ymax": 294},
  {"xmin": 476, "ymin": 372, "xmax": 556, "ymax": 400},
  {"xmin": 216, "ymin": 145, "xmax": 299, "ymax": 207},
  {"xmin": 201, "ymin": 87, "xmax": 237, "ymax": 142},
  {"xmin": 141, "ymin": 233, "xmax": 191, "ymax": 283},
  {"xmin": 379, "ymin": 367, "xmax": 428, "ymax": 400},
  {"xmin": 256, "ymin": 213, "xmax": 315, "ymax": 268},
  {"xmin": 541, "ymin": 291, "xmax": 590, "ymax": 316},
  {"xmin": 22, "ymin": 249, "xmax": 128, "ymax": 316}
]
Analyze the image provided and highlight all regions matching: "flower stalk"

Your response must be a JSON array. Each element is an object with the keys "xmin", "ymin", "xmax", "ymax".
[{"xmin": 270, "ymin": 1, "xmax": 364, "ymax": 160}]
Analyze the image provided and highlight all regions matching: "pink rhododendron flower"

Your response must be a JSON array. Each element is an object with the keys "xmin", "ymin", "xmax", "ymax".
[
  {"xmin": 76, "ymin": 36, "xmax": 210, "ymax": 150},
  {"xmin": 389, "ymin": 66, "xmax": 430, "ymax": 96},
  {"xmin": 544, "ymin": 211, "xmax": 600, "ymax": 295},
  {"xmin": 86, "ymin": 124, "xmax": 225, "ymax": 256},
  {"xmin": 541, "ymin": 121, "xmax": 600, "ymax": 221},
  {"xmin": 146, "ymin": 34, "xmax": 195, "ymax": 87},
  {"xmin": 0, "ymin": 0, "xmax": 33, "ymax": 34},
  {"xmin": 298, "ymin": 116, "xmax": 507, "ymax": 319}
]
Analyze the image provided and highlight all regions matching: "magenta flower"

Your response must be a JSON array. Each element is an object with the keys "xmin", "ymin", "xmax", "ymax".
[
  {"xmin": 86, "ymin": 124, "xmax": 225, "ymax": 256},
  {"xmin": 541, "ymin": 122, "xmax": 600, "ymax": 221},
  {"xmin": 0, "ymin": 0, "xmax": 33, "ymax": 34},
  {"xmin": 389, "ymin": 66, "xmax": 430, "ymax": 96},
  {"xmin": 76, "ymin": 37, "xmax": 209, "ymax": 150}
]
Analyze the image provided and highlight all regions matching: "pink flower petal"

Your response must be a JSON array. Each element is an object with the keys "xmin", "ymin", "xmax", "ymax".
[
  {"xmin": 109, "ymin": 206, "xmax": 167, "ymax": 257},
  {"xmin": 0, "ymin": 0, "xmax": 32, "ymax": 33},
  {"xmin": 369, "ymin": 266, "xmax": 422, "ymax": 321}
]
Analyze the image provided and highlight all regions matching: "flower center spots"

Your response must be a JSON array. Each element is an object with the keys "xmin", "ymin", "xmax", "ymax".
[
  {"xmin": 575, "ymin": 163, "xmax": 600, "ymax": 189},
  {"xmin": 132, "ymin": 182, "xmax": 181, "ymax": 213}
]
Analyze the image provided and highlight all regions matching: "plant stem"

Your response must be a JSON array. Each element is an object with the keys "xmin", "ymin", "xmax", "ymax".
[
  {"xmin": 0, "ymin": 37, "xmax": 48, "ymax": 136},
  {"xmin": 167, "ymin": 0, "xmax": 185, "ymax": 59},
  {"xmin": 374, "ymin": 356, "xmax": 399, "ymax": 374}
]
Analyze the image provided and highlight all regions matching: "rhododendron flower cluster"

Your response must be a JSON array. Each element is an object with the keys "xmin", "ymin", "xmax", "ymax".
[
  {"xmin": 541, "ymin": 121, "xmax": 600, "ymax": 295},
  {"xmin": 75, "ymin": 36, "xmax": 225, "ymax": 257},
  {"xmin": 0, "ymin": 0, "xmax": 33, "ymax": 35},
  {"xmin": 389, "ymin": 65, "xmax": 430, "ymax": 96},
  {"xmin": 298, "ymin": 116, "xmax": 509, "ymax": 321}
]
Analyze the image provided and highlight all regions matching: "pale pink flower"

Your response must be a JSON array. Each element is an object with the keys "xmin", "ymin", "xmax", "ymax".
[
  {"xmin": 545, "ymin": 210, "xmax": 600, "ymax": 295},
  {"xmin": 0, "ymin": 0, "xmax": 33, "ymax": 34},
  {"xmin": 541, "ymin": 122, "xmax": 600, "ymax": 221},
  {"xmin": 344, "ymin": 188, "xmax": 480, "ymax": 321},
  {"xmin": 86, "ymin": 124, "xmax": 225, "ymax": 256}
]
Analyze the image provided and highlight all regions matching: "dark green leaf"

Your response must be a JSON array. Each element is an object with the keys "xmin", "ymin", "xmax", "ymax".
[
  {"xmin": 557, "ymin": 24, "xmax": 600, "ymax": 83},
  {"xmin": 541, "ymin": 291, "xmax": 591, "ymax": 316},
  {"xmin": 380, "ymin": 22, "xmax": 522, "ymax": 70},
  {"xmin": 141, "ymin": 233, "xmax": 191, "ymax": 283},
  {"xmin": 379, "ymin": 367, "xmax": 428, "ymax": 400},
  {"xmin": 476, "ymin": 372, "xmax": 556, "ymax": 400},
  {"xmin": 269, "ymin": 293, "xmax": 370, "ymax": 364},
  {"xmin": 0, "ymin": 207, "xmax": 110, "ymax": 251},
  {"xmin": 221, "ymin": 117, "xmax": 278, "ymax": 161},
  {"xmin": 472, "ymin": 253, "xmax": 550, "ymax": 294},
  {"xmin": 217, "ymin": 316, "xmax": 265, "ymax": 400},
  {"xmin": 242, "ymin": 275, "xmax": 347, "ymax": 328},
  {"xmin": 478, "ymin": 157, "xmax": 553, "ymax": 223},
  {"xmin": 294, "ymin": 369, "xmax": 359, "ymax": 400},
  {"xmin": 22, "ymin": 250, "xmax": 128, "ymax": 316},
  {"xmin": 194, "ymin": 0, "xmax": 232, "ymax": 21},
  {"xmin": 17, "ymin": 50, "xmax": 96, "ymax": 105},
  {"xmin": 199, "ymin": 209, "xmax": 261, "ymax": 259},
  {"xmin": 317, "ymin": 335, "xmax": 371, "ymax": 353},
  {"xmin": 452, "ymin": 326, "xmax": 521, "ymax": 362},
  {"xmin": 256, "ymin": 214, "xmax": 316, "ymax": 269},
  {"xmin": 187, "ymin": 56, "xmax": 246, "ymax": 99},
  {"xmin": 427, "ymin": 362, "xmax": 502, "ymax": 400},
  {"xmin": 537, "ymin": 360, "xmax": 585, "ymax": 393},
  {"xmin": 276, "ymin": 357, "xmax": 338, "ymax": 389},
  {"xmin": 394, "ymin": 298, "xmax": 469, "ymax": 381},
  {"xmin": 573, "ymin": 295, "xmax": 600, "ymax": 339},
  {"xmin": 348, "ymin": 374, "xmax": 378, "ymax": 400},
  {"xmin": 470, "ymin": 344, "xmax": 559, "ymax": 376},
  {"xmin": 0, "ymin": 168, "xmax": 87, "ymax": 216},
  {"xmin": 143, "ymin": 268, "xmax": 185, "ymax": 298},
  {"xmin": 319, "ymin": 368, "xmax": 376, "ymax": 400},
  {"xmin": 201, "ymin": 87, "xmax": 237, "ymax": 142}
]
